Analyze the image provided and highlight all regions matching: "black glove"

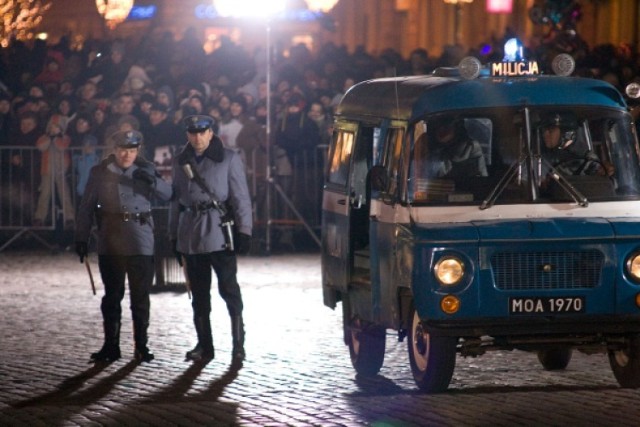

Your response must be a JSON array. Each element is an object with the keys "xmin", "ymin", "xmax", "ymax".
[
  {"xmin": 75, "ymin": 241, "xmax": 88, "ymax": 263},
  {"xmin": 133, "ymin": 168, "xmax": 155, "ymax": 186},
  {"xmin": 235, "ymin": 233, "xmax": 252, "ymax": 255},
  {"xmin": 172, "ymin": 239, "xmax": 183, "ymax": 267}
]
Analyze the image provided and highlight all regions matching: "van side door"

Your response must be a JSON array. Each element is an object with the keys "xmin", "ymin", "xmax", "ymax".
[{"xmin": 322, "ymin": 122, "xmax": 374, "ymax": 307}]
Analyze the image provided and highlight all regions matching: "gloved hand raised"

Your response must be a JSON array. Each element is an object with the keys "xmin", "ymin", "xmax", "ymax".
[
  {"xmin": 235, "ymin": 233, "xmax": 252, "ymax": 255},
  {"xmin": 133, "ymin": 167, "xmax": 155, "ymax": 186},
  {"xmin": 75, "ymin": 241, "xmax": 88, "ymax": 263}
]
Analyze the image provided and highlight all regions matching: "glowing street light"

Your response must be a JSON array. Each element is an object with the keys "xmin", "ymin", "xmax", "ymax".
[
  {"xmin": 212, "ymin": 0, "xmax": 338, "ymax": 17},
  {"xmin": 211, "ymin": 0, "xmax": 332, "ymax": 253},
  {"xmin": 212, "ymin": 0, "xmax": 285, "ymax": 18},
  {"xmin": 305, "ymin": 0, "xmax": 340, "ymax": 12}
]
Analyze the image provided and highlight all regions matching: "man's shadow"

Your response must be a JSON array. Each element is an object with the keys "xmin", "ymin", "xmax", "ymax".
[
  {"xmin": 95, "ymin": 358, "xmax": 244, "ymax": 424},
  {"xmin": 9, "ymin": 357, "xmax": 243, "ymax": 425},
  {"xmin": 9, "ymin": 359, "xmax": 139, "ymax": 424},
  {"xmin": 139, "ymin": 358, "xmax": 243, "ymax": 404}
]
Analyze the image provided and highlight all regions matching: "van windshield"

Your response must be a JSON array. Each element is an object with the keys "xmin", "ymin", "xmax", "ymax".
[{"xmin": 408, "ymin": 107, "xmax": 640, "ymax": 206}]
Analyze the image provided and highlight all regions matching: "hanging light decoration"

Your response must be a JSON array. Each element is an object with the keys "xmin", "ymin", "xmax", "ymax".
[{"xmin": 95, "ymin": 0, "xmax": 134, "ymax": 29}]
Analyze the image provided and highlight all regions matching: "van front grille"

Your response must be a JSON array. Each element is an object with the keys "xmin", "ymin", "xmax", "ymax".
[{"xmin": 491, "ymin": 250, "xmax": 603, "ymax": 290}]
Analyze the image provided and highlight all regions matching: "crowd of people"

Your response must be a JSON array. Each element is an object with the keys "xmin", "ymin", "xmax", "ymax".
[{"xmin": 0, "ymin": 27, "xmax": 639, "ymax": 236}]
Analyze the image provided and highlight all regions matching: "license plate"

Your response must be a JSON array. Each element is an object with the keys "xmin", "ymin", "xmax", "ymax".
[{"xmin": 509, "ymin": 296, "xmax": 585, "ymax": 314}]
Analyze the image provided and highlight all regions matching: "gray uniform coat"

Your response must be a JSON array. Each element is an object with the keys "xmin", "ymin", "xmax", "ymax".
[
  {"xmin": 169, "ymin": 140, "xmax": 252, "ymax": 254},
  {"xmin": 75, "ymin": 156, "xmax": 172, "ymax": 255}
]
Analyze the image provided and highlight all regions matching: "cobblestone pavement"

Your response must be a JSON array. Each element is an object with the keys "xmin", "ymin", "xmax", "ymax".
[{"xmin": 2, "ymin": 251, "xmax": 640, "ymax": 426}]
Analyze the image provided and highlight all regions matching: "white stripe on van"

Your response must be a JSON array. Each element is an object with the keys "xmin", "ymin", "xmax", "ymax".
[{"xmin": 369, "ymin": 199, "xmax": 640, "ymax": 224}]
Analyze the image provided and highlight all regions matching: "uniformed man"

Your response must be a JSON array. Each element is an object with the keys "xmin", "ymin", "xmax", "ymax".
[
  {"xmin": 169, "ymin": 114, "xmax": 252, "ymax": 363},
  {"xmin": 539, "ymin": 112, "xmax": 604, "ymax": 181},
  {"xmin": 75, "ymin": 129, "xmax": 172, "ymax": 363}
]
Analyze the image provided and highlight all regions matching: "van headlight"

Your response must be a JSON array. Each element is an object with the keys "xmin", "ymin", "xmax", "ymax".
[
  {"xmin": 626, "ymin": 252, "xmax": 640, "ymax": 283},
  {"xmin": 434, "ymin": 256, "xmax": 464, "ymax": 286}
]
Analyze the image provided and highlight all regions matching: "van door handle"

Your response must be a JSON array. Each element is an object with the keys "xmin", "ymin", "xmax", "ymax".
[{"xmin": 337, "ymin": 199, "xmax": 346, "ymax": 205}]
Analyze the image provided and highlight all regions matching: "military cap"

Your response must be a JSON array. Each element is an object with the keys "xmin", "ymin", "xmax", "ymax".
[
  {"xmin": 183, "ymin": 114, "xmax": 216, "ymax": 133},
  {"xmin": 112, "ymin": 129, "xmax": 143, "ymax": 148},
  {"xmin": 540, "ymin": 112, "xmax": 577, "ymax": 129}
]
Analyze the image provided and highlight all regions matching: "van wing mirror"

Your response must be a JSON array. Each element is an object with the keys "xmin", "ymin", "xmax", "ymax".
[{"xmin": 369, "ymin": 165, "xmax": 389, "ymax": 192}]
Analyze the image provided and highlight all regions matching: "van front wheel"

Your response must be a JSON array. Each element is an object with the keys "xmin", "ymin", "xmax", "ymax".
[
  {"xmin": 609, "ymin": 335, "xmax": 640, "ymax": 388},
  {"xmin": 408, "ymin": 307, "xmax": 457, "ymax": 393},
  {"xmin": 347, "ymin": 317, "xmax": 385, "ymax": 376}
]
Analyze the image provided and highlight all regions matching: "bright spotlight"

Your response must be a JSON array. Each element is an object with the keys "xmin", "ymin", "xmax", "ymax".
[{"xmin": 213, "ymin": 0, "xmax": 286, "ymax": 18}]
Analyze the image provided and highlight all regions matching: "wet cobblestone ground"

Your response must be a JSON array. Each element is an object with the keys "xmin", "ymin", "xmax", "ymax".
[{"xmin": 1, "ymin": 251, "xmax": 640, "ymax": 426}]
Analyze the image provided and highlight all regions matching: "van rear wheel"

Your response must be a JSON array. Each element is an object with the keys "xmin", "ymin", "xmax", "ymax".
[
  {"xmin": 407, "ymin": 307, "xmax": 457, "ymax": 393},
  {"xmin": 347, "ymin": 317, "xmax": 385, "ymax": 376},
  {"xmin": 609, "ymin": 335, "xmax": 640, "ymax": 388},
  {"xmin": 537, "ymin": 348, "xmax": 572, "ymax": 370}
]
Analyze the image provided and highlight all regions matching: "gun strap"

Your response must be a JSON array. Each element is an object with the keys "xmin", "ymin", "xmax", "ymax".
[{"xmin": 184, "ymin": 161, "xmax": 228, "ymax": 217}]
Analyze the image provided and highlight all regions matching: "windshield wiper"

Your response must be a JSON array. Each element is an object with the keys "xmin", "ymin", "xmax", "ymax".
[
  {"xmin": 480, "ymin": 157, "xmax": 526, "ymax": 210},
  {"xmin": 542, "ymin": 159, "xmax": 589, "ymax": 207}
]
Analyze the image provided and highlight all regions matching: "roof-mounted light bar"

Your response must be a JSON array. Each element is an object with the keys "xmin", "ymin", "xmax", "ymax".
[{"xmin": 456, "ymin": 38, "xmax": 576, "ymax": 80}]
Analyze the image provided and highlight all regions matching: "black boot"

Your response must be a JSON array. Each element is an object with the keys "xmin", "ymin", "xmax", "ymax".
[
  {"xmin": 231, "ymin": 315, "xmax": 245, "ymax": 361},
  {"xmin": 185, "ymin": 316, "xmax": 214, "ymax": 361},
  {"xmin": 133, "ymin": 321, "xmax": 154, "ymax": 363},
  {"xmin": 90, "ymin": 321, "xmax": 121, "ymax": 363}
]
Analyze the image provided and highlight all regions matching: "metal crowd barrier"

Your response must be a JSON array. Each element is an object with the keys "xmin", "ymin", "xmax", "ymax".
[
  {"xmin": 244, "ymin": 144, "xmax": 328, "ymax": 252},
  {"xmin": 1, "ymin": 143, "xmax": 329, "ymax": 255},
  {"xmin": 2, "ymin": 146, "xmax": 65, "ymax": 251}
]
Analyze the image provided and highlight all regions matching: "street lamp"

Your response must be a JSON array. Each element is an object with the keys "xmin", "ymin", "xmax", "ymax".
[
  {"xmin": 443, "ymin": 0, "xmax": 473, "ymax": 45},
  {"xmin": 306, "ymin": 0, "xmax": 340, "ymax": 12},
  {"xmin": 211, "ymin": 0, "xmax": 334, "ymax": 253},
  {"xmin": 95, "ymin": 0, "xmax": 134, "ymax": 30}
]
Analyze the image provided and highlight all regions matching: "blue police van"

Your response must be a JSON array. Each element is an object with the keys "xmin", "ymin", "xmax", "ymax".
[{"xmin": 321, "ymin": 39, "xmax": 640, "ymax": 392}]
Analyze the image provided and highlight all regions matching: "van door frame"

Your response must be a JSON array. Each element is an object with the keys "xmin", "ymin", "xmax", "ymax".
[
  {"xmin": 369, "ymin": 120, "xmax": 409, "ymax": 325},
  {"xmin": 322, "ymin": 121, "xmax": 359, "ymax": 307}
]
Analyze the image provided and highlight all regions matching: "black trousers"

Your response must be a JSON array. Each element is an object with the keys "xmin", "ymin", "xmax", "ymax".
[
  {"xmin": 185, "ymin": 251, "xmax": 243, "ymax": 317},
  {"xmin": 98, "ymin": 255, "xmax": 154, "ymax": 326}
]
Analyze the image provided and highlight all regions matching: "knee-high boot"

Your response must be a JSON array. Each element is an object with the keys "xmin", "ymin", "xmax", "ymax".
[
  {"xmin": 133, "ymin": 321, "xmax": 154, "ymax": 362},
  {"xmin": 90, "ymin": 321, "xmax": 121, "ymax": 362},
  {"xmin": 185, "ymin": 316, "xmax": 214, "ymax": 361},
  {"xmin": 231, "ymin": 315, "xmax": 245, "ymax": 361}
]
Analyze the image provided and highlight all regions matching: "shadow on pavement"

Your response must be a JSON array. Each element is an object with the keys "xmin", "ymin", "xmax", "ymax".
[
  {"xmin": 137, "ymin": 358, "xmax": 243, "ymax": 404},
  {"xmin": 446, "ymin": 383, "xmax": 620, "ymax": 395},
  {"xmin": 7, "ymin": 360, "xmax": 138, "ymax": 426},
  {"xmin": 350, "ymin": 373, "xmax": 416, "ymax": 397},
  {"xmin": 11, "ymin": 363, "xmax": 110, "ymax": 408}
]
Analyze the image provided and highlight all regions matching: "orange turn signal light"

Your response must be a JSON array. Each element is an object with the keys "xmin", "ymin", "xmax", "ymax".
[{"xmin": 441, "ymin": 295, "xmax": 460, "ymax": 314}]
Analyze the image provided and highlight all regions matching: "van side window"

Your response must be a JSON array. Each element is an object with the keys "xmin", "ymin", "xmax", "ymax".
[
  {"xmin": 381, "ymin": 128, "xmax": 405, "ymax": 196},
  {"xmin": 327, "ymin": 130, "xmax": 354, "ymax": 187}
]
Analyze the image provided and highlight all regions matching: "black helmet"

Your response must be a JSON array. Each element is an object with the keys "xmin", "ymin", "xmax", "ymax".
[
  {"xmin": 112, "ymin": 129, "xmax": 143, "ymax": 148},
  {"xmin": 540, "ymin": 112, "xmax": 578, "ymax": 130},
  {"xmin": 183, "ymin": 114, "xmax": 216, "ymax": 133},
  {"xmin": 540, "ymin": 112, "xmax": 578, "ymax": 149}
]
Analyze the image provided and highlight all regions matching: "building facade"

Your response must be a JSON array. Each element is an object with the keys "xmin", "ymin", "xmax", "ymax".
[{"xmin": 37, "ymin": 0, "xmax": 639, "ymax": 58}]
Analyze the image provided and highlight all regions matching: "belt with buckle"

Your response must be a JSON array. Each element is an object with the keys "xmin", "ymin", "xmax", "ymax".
[
  {"xmin": 180, "ymin": 201, "xmax": 217, "ymax": 213},
  {"xmin": 102, "ymin": 211, "xmax": 152, "ymax": 222}
]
